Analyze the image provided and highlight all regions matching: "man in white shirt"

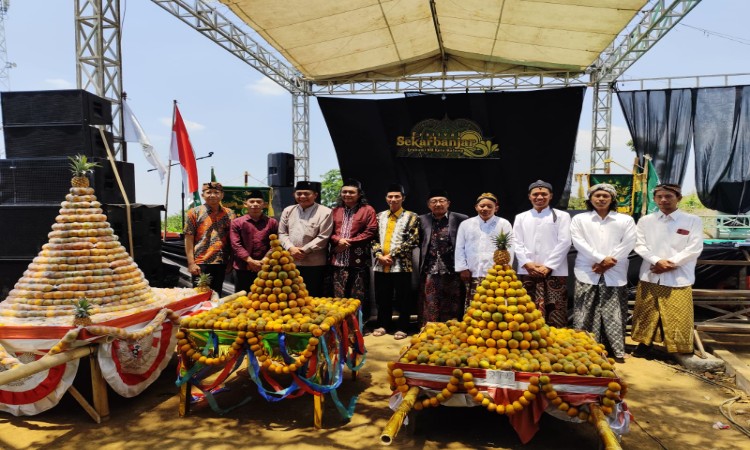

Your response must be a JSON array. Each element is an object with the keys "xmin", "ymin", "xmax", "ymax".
[
  {"xmin": 570, "ymin": 184, "xmax": 636, "ymax": 361},
  {"xmin": 278, "ymin": 181, "xmax": 333, "ymax": 297},
  {"xmin": 455, "ymin": 192, "xmax": 513, "ymax": 309},
  {"xmin": 631, "ymin": 183, "xmax": 703, "ymax": 356},
  {"xmin": 513, "ymin": 180, "xmax": 572, "ymax": 328}
]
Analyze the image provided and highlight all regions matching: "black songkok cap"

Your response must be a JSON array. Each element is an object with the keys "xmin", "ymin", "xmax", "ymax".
[
  {"xmin": 343, "ymin": 178, "xmax": 362, "ymax": 190},
  {"xmin": 387, "ymin": 183, "xmax": 405, "ymax": 194},
  {"xmin": 295, "ymin": 180, "xmax": 315, "ymax": 191},
  {"xmin": 428, "ymin": 189, "xmax": 449, "ymax": 200},
  {"xmin": 244, "ymin": 189, "xmax": 265, "ymax": 200},
  {"xmin": 528, "ymin": 179, "xmax": 553, "ymax": 193}
]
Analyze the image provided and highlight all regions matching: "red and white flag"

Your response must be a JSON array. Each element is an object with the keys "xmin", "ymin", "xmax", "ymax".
[{"xmin": 169, "ymin": 104, "xmax": 199, "ymax": 199}]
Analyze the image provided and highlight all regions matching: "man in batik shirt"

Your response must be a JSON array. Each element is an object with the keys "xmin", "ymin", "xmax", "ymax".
[
  {"xmin": 417, "ymin": 189, "xmax": 467, "ymax": 326},
  {"xmin": 185, "ymin": 182, "xmax": 236, "ymax": 296},
  {"xmin": 371, "ymin": 183, "xmax": 420, "ymax": 340},
  {"xmin": 329, "ymin": 179, "xmax": 377, "ymax": 320}
]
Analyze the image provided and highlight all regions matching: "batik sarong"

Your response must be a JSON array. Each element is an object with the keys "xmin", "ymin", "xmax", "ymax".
[{"xmin": 631, "ymin": 281, "xmax": 694, "ymax": 353}]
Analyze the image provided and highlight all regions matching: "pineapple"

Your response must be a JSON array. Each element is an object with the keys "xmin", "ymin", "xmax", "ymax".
[
  {"xmin": 73, "ymin": 298, "xmax": 94, "ymax": 327},
  {"xmin": 493, "ymin": 231, "xmax": 512, "ymax": 266},
  {"xmin": 195, "ymin": 273, "xmax": 213, "ymax": 293},
  {"xmin": 68, "ymin": 154, "xmax": 101, "ymax": 188}
]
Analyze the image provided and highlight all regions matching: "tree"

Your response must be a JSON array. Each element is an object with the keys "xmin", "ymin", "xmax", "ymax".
[{"xmin": 320, "ymin": 169, "xmax": 342, "ymax": 208}]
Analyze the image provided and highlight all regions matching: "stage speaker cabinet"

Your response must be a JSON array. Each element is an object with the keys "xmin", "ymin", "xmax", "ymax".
[
  {"xmin": 0, "ymin": 157, "xmax": 136, "ymax": 205},
  {"xmin": 1, "ymin": 89, "xmax": 113, "ymax": 126},
  {"xmin": 2, "ymin": 124, "xmax": 114, "ymax": 159},
  {"xmin": 0, "ymin": 258, "xmax": 33, "ymax": 298},
  {"xmin": 0, "ymin": 205, "xmax": 60, "ymax": 259},
  {"xmin": 267, "ymin": 152, "xmax": 295, "ymax": 187},
  {"xmin": 270, "ymin": 186, "xmax": 295, "ymax": 219},
  {"xmin": 101, "ymin": 204, "xmax": 164, "ymax": 257}
]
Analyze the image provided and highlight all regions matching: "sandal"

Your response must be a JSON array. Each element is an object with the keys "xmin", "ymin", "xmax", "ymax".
[
  {"xmin": 394, "ymin": 331, "xmax": 408, "ymax": 340},
  {"xmin": 372, "ymin": 327, "xmax": 387, "ymax": 337}
]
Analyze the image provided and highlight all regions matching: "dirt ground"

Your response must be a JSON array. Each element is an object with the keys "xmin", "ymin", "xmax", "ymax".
[{"xmin": 1, "ymin": 335, "xmax": 749, "ymax": 450}]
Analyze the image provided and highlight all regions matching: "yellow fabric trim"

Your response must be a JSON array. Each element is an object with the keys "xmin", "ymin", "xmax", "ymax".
[{"xmin": 382, "ymin": 208, "xmax": 403, "ymax": 273}]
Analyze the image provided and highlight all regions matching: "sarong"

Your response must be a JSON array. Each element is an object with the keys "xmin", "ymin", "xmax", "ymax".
[
  {"xmin": 631, "ymin": 281, "xmax": 694, "ymax": 353},
  {"xmin": 418, "ymin": 273, "xmax": 464, "ymax": 326},
  {"xmin": 573, "ymin": 278, "xmax": 628, "ymax": 358},
  {"xmin": 521, "ymin": 275, "xmax": 568, "ymax": 328}
]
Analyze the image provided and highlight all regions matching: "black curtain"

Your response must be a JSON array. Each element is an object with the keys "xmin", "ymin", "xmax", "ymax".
[
  {"xmin": 616, "ymin": 88, "xmax": 693, "ymax": 184},
  {"xmin": 317, "ymin": 88, "xmax": 586, "ymax": 220},
  {"xmin": 693, "ymin": 86, "xmax": 750, "ymax": 214}
]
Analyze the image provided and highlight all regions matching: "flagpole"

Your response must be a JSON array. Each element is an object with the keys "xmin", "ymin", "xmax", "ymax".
[{"xmin": 164, "ymin": 101, "xmax": 177, "ymax": 242}]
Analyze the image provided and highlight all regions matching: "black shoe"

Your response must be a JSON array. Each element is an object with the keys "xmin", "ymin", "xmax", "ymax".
[{"xmin": 632, "ymin": 343, "xmax": 653, "ymax": 358}]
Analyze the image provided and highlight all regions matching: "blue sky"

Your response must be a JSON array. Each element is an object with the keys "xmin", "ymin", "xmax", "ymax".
[{"xmin": 3, "ymin": 0, "xmax": 749, "ymax": 210}]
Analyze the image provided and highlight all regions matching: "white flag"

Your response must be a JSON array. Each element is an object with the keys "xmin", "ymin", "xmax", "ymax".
[{"xmin": 122, "ymin": 100, "xmax": 168, "ymax": 182}]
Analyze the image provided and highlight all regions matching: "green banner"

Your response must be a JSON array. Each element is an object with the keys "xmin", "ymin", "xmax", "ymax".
[{"xmin": 632, "ymin": 159, "xmax": 659, "ymax": 216}]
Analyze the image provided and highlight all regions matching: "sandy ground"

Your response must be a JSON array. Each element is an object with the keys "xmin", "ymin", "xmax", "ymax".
[{"xmin": 1, "ymin": 335, "xmax": 749, "ymax": 450}]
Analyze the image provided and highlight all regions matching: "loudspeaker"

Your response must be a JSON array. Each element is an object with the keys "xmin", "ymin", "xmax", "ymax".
[
  {"xmin": 101, "ymin": 204, "xmax": 163, "ymax": 256},
  {"xmin": 0, "ymin": 157, "xmax": 136, "ymax": 205},
  {"xmin": 1, "ymin": 89, "xmax": 112, "ymax": 126},
  {"xmin": 0, "ymin": 205, "xmax": 60, "ymax": 258},
  {"xmin": 267, "ymin": 153, "xmax": 295, "ymax": 187},
  {"xmin": 270, "ymin": 186, "xmax": 295, "ymax": 219},
  {"xmin": 0, "ymin": 258, "xmax": 32, "ymax": 298},
  {"xmin": 3, "ymin": 124, "xmax": 114, "ymax": 159}
]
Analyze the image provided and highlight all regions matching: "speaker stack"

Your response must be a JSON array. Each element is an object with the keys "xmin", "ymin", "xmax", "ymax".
[
  {"xmin": 0, "ymin": 90, "xmax": 162, "ymax": 293},
  {"xmin": 268, "ymin": 152, "xmax": 295, "ymax": 218}
]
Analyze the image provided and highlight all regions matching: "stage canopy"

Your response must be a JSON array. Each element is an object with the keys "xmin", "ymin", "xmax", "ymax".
[{"xmin": 220, "ymin": 0, "xmax": 648, "ymax": 82}]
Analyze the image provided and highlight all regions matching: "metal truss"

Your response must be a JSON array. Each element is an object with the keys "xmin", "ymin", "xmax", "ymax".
[
  {"xmin": 616, "ymin": 72, "xmax": 750, "ymax": 90},
  {"xmin": 292, "ymin": 92, "xmax": 310, "ymax": 181},
  {"xmin": 75, "ymin": 0, "xmax": 124, "ymax": 157},
  {"xmin": 310, "ymin": 71, "xmax": 589, "ymax": 95},
  {"xmin": 589, "ymin": 0, "xmax": 702, "ymax": 173},
  {"xmin": 0, "ymin": 1, "xmax": 13, "ymax": 92},
  {"xmin": 150, "ymin": 0, "xmax": 306, "ymax": 95}
]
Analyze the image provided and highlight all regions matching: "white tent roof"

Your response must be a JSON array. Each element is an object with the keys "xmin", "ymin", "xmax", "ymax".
[{"xmin": 220, "ymin": 0, "xmax": 647, "ymax": 82}]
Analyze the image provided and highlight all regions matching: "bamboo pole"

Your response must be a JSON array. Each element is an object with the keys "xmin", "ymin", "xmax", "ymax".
[
  {"xmin": 589, "ymin": 403, "xmax": 622, "ymax": 450},
  {"xmin": 380, "ymin": 386, "xmax": 421, "ymax": 445},
  {"xmin": 0, "ymin": 345, "xmax": 95, "ymax": 386}
]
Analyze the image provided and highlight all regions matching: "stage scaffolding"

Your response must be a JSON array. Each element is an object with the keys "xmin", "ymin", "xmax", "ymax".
[{"xmin": 75, "ymin": 0, "xmax": 704, "ymax": 180}]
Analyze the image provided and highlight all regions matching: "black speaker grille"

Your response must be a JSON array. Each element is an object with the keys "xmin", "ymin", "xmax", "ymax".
[
  {"xmin": 0, "ymin": 157, "xmax": 135, "ymax": 205},
  {"xmin": 3, "ymin": 124, "xmax": 114, "ymax": 159},
  {"xmin": 0, "ymin": 205, "xmax": 60, "ymax": 258},
  {"xmin": 267, "ymin": 152, "xmax": 295, "ymax": 187},
  {"xmin": 1, "ymin": 89, "xmax": 112, "ymax": 126}
]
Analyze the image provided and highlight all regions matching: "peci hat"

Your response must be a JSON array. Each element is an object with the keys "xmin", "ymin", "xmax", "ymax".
[
  {"xmin": 244, "ymin": 189, "xmax": 265, "ymax": 200},
  {"xmin": 295, "ymin": 180, "xmax": 316, "ymax": 191},
  {"xmin": 428, "ymin": 189, "xmax": 449, "ymax": 200},
  {"xmin": 202, "ymin": 182, "xmax": 223, "ymax": 192},
  {"xmin": 528, "ymin": 180, "xmax": 553, "ymax": 193},
  {"xmin": 386, "ymin": 183, "xmax": 405, "ymax": 195},
  {"xmin": 342, "ymin": 178, "xmax": 362, "ymax": 190}
]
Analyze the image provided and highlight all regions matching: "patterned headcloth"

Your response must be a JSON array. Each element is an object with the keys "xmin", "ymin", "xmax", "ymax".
[
  {"xmin": 475, "ymin": 192, "xmax": 498, "ymax": 205},
  {"xmin": 586, "ymin": 183, "xmax": 617, "ymax": 200},
  {"xmin": 654, "ymin": 183, "xmax": 682, "ymax": 196},
  {"xmin": 202, "ymin": 182, "xmax": 223, "ymax": 192}
]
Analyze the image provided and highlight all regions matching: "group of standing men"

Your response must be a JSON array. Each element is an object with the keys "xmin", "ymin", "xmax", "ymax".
[{"xmin": 184, "ymin": 178, "xmax": 703, "ymax": 359}]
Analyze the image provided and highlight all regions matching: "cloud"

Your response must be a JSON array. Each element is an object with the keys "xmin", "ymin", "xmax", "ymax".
[
  {"xmin": 573, "ymin": 125, "xmax": 634, "ymax": 174},
  {"xmin": 159, "ymin": 117, "xmax": 205, "ymax": 132},
  {"xmin": 245, "ymin": 77, "xmax": 286, "ymax": 96},
  {"xmin": 44, "ymin": 78, "xmax": 74, "ymax": 89}
]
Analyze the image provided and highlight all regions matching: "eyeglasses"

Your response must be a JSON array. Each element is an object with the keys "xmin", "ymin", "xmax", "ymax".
[{"xmin": 429, "ymin": 199, "xmax": 448, "ymax": 205}]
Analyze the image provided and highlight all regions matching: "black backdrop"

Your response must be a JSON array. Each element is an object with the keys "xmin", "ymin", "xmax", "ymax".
[{"xmin": 318, "ymin": 87, "xmax": 586, "ymax": 219}]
